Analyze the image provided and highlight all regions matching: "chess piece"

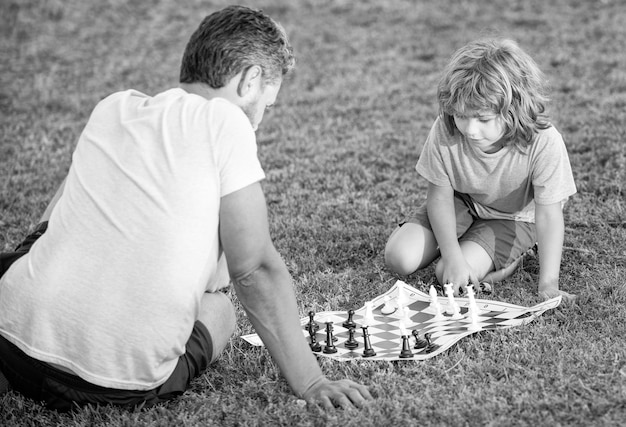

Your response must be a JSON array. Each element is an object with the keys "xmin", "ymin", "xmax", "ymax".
[
  {"xmin": 402, "ymin": 306, "xmax": 412, "ymax": 326},
  {"xmin": 412, "ymin": 329, "xmax": 427, "ymax": 349},
  {"xmin": 444, "ymin": 283, "xmax": 463, "ymax": 319},
  {"xmin": 309, "ymin": 326, "xmax": 322, "ymax": 352},
  {"xmin": 380, "ymin": 295, "xmax": 396, "ymax": 315},
  {"xmin": 323, "ymin": 322, "xmax": 337, "ymax": 354},
  {"xmin": 344, "ymin": 327, "xmax": 359, "ymax": 350},
  {"xmin": 342, "ymin": 309, "xmax": 357, "ymax": 329},
  {"xmin": 306, "ymin": 311, "xmax": 319, "ymax": 332},
  {"xmin": 466, "ymin": 285, "xmax": 482, "ymax": 316},
  {"xmin": 363, "ymin": 301, "xmax": 376, "ymax": 326},
  {"xmin": 424, "ymin": 332, "xmax": 439, "ymax": 353},
  {"xmin": 399, "ymin": 335, "xmax": 414, "ymax": 358},
  {"xmin": 397, "ymin": 282, "xmax": 408, "ymax": 309},
  {"xmin": 361, "ymin": 326, "xmax": 376, "ymax": 357},
  {"xmin": 465, "ymin": 286, "xmax": 481, "ymax": 331}
]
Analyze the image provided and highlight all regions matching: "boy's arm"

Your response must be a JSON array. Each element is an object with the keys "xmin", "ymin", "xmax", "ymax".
[
  {"xmin": 219, "ymin": 182, "xmax": 373, "ymax": 409},
  {"xmin": 535, "ymin": 201, "xmax": 576, "ymax": 303},
  {"xmin": 426, "ymin": 182, "xmax": 478, "ymax": 291}
]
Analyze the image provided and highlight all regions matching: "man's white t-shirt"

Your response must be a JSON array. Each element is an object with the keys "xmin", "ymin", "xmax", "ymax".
[{"xmin": 0, "ymin": 88, "xmax": 265, "ymax": 390}]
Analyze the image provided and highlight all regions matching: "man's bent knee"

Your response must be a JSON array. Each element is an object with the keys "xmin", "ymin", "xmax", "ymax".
[{"xmin": 198, "ymin": 292, "xmax": 236, "ymax": 361}]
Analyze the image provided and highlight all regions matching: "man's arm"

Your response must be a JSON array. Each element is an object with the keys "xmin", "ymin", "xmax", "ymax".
[
  {"xmin": 535, "ymin": 201, "xmax": 576, "ymax": 303},
  {"xmin": 219, "ymin": 182, "xmax": 372, "ymax": 409}
]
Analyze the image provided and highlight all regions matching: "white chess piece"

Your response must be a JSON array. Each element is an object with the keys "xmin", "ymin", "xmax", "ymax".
[
  {"xmin": 402, "ymin": 306, "xmax": 412, "ymax": 326},
  {"xmin": 363, "ymin": 300, "xmax": 376, "ymax": 326},
  {"xmin": 381, "ymin": 294, "xmax": 397, "ymax": 315},
  {"xmin": 396, "ymin": 282, "xmax": 408, "ymax": 309},
  {"xmin": 465, "ymin": 284, "xmax": 482, "ymax": 330},
  {"xmin": 466, "ymin": 285, "xmax": 478, "ymax": 315},
  {"xmin": 444, "ymin": 283, "xmax": 463, "ymax": 320},
  {"xmin": 429, "ymin": 285, "xmax": 445, "ymax": 320}
]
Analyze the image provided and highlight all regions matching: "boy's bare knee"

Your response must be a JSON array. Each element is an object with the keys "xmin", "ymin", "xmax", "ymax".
[{"xmin": 384, "ymin": 248, "xmax": 416, "ymax": 276}]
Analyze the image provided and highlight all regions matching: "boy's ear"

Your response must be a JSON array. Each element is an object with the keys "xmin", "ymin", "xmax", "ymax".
[{"xmin": 237, "ymin": 65, "xmax": 262, "ymax": 97}]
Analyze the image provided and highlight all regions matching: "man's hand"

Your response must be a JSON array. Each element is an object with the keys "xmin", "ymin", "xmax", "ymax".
[{"xmin": 302, "ymin": 378, "xmax": 373, "ymax": 410}]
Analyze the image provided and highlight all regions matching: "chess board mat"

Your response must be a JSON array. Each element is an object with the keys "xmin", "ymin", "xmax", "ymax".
[{"xmin": 241, "ymin": 280, "xmax": 562, "ymax": 361}]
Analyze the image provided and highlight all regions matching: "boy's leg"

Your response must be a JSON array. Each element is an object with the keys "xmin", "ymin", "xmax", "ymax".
[
  {"xmin": 385, "ymin": 196, "xmax": 475, "ymax": 276},
  {"xmin": 434, "ymin": 240, "xmax": 495, "ymax": 287},
  {"xmin": 384, "ymin": 223, "xmax": 439, "ymax": 276},
  {"xmin": 439, "ymin": 218, "xmax": 536, "ymax": 293}
]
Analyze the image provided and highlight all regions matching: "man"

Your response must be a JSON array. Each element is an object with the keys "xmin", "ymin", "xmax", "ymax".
[{"xmin": 0, "ymin": 6, "xmax": 372, "ymax": 411}]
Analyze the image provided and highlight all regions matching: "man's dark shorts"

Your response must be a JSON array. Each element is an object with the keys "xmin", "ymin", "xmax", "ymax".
[{"xmin": 0, "ymin": 222, "xmax": 215, "ymax": 412}]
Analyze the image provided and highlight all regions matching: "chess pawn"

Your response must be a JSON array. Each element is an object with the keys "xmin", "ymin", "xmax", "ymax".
[
  {"xmin": 344, "ymin": 327, "xmax": 359, "ymax": 350},
  {"xmin": 342, "ymin": 309, "xmax": 357, "ymax": 329},
  {"xmin": 428, "ymin": 285, "xmax": 439, "ymax": 306},
  {"xmin": 361, "ymin": 326, "xmax": 376, "ymax": 358},
  {"xmin": 399, "ymin": 335, "xmax": 414, "ymax": 358},
  {"xmin": 306, "ymin": 310, "xmax": 319, "ymax": 332},
  {"xmin": 309, "ymin": 329, "xmax": 322, "ymax": 352}
]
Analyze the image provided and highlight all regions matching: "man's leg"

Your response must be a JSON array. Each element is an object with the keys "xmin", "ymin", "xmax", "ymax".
[{"xmin": 196, "ymin": 291, "xmax": 237, "ymax": 362}]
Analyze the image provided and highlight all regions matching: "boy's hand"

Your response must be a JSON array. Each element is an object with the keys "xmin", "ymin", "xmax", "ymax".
[
  {"xmin": 442, "ymin": 256, "xmax": 478, "ymax": 295},
  {"xmin": 302, "ymin": 378, "xmax": 373, "ymax": 410},
  {"xmin": 539, "ymin": 288, "xmax": 577, "ymax": 305}
]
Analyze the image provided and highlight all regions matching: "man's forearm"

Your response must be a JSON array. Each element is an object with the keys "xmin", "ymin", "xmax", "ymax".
[{"xmin": 232, "ymin": 249, "xmax": 324, "ymax": 397}]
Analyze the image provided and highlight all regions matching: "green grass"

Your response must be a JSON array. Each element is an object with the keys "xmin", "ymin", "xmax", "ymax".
[{"xmin": 1, "ymin": 0, "xmax": 626, "ymax": 425}]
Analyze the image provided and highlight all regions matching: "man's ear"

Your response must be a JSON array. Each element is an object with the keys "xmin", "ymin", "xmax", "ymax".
[{"xmin": 237, "ymin": 65, "xmax": 262, "ymax": 97}]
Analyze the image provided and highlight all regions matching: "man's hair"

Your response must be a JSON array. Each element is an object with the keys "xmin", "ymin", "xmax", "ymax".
[
  {"xmin": 437, "ymin": 38, "xmax": 550, "ymax": 146},
  {"xmin": 180, "ymin": 5, "xmax": 295, "ymax": 88}
]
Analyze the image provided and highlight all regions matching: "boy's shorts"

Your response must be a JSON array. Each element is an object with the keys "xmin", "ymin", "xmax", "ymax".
[
  {"xmin": 402, "ymin": 192, "xmax": 537, "ymax": 270},
  {"xmin": 0, "ymin": 222, "xmax": 215, "ymax": 412}
]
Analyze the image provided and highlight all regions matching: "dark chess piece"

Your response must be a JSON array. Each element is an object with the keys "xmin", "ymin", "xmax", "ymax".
[
  {"xmin": 399, "ymin": 335, "xmax": 414, "ymax": 358},
  {"xmin": 412, "ymin": 329, "xmax": 427, "ymax": 349},
  {"xmin": 309, "ymin": 326, "xmax": 322, "ymax": 352},
  {"xmin": 344, "ymin": 327, "xmax": 359, "ymax": 350},
  {"xmin": 323, "ymin": 322, "xmax": 337, "ymax": 354},
  {"xmin": 424, "ymin": 332, "xmax": 439, "ymax": 353},
  {"xmin": 361, "ymin": 326, "xmax": 376, "ymax": 358},
  {"xmin": 342, "ymin": 309, "xmax": 357, "ymax": 329},
  {"xmin": 305, "ymin": 311, "xmax": 319, "ymax": 332}
]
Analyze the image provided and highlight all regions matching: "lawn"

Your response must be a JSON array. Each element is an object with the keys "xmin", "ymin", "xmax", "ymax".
[{"xmin": 1, "ymin": 0, "xmax": 625, "ymax": 425}]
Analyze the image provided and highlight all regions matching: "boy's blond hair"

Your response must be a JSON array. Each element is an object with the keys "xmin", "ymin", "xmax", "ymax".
[{"xmin": 438, "ymin": 38, "xmax": 550, "ymax": 146}]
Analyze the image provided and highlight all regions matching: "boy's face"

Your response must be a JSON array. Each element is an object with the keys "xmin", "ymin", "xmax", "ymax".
[
  {"xmin": 242, "ymin": 81, "xmax": 281, "ymax": 131},
  {"xmin": 453, "ymin": 110, "xmax": 506, "ymax": 153}
]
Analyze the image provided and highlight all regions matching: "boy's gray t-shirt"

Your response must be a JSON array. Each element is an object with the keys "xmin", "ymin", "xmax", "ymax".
[{"xmin": 416, "ymin": 117, "xmax": 577, "ymax": 223}]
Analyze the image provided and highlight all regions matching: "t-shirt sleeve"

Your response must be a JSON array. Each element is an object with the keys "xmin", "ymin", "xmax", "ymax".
[
  {"xmin": 416, "ymin": 118, "xmax": 452, "ymax": 187},
  {"xmin": 211, "ymin": 100, "xmax": 266, "ymax": 197},
  {"xmin": 531, "ymin": 128, "xmax": 577, "ymax": 205}
]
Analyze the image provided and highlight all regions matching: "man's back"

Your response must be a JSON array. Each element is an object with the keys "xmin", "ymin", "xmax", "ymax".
[{"xmin": 0, "ymin": 89, "xmax": 264, "ymax": 390}]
